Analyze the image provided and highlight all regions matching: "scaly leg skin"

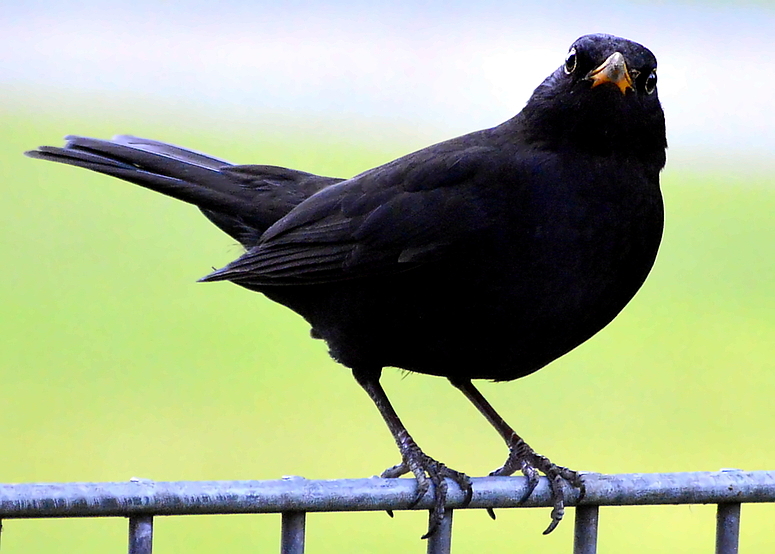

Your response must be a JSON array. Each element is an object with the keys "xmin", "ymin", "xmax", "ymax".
[
  {"xmin": 353, "ymin": 369, "xmax": 473, "ymax": 539},
  {"xmin": 491, "ymin": 433, "xmax": 585, "ymax": 534},
  {"xmin": 450, "ymin": 378, "xmax": 585, "ymax": 534}
]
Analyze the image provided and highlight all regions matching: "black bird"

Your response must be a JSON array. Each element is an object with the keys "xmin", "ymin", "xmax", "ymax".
[{"xmin": 26, "ymin": 33, "xmax": 666, "ymax": 537}]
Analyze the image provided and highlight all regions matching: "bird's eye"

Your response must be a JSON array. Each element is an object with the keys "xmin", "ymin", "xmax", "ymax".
[
  {"xmin": 564, "ymin": 48, "xmax": 577, "ymax": 74},
  {"xmin": 644, "ymin": 69, "xmax": 657, "ymax": 94}
]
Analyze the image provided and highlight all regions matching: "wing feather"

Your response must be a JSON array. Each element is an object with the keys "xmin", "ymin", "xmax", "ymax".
[{"xmin": 201, "ymin": 141, "xmax": 504, "ymax": 285}]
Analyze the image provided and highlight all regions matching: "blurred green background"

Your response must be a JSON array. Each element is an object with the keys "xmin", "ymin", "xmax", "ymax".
[{"xmin": 2, "ymin": 1, "xmax": 774, "ymax": 552}]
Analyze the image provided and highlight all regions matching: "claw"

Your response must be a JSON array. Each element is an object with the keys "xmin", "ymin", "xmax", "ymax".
[
  {"xmin": 517, "ymin": 461, "xmax": 540, "ymax": 504},
  {"xmin": 457, "ymin": 473, "xmax": 474, "ymax": 507},
  {"xmin": 490, "ymin": 437, "xmax": 584, "ymax": 534},
  {"xmin": 380, "ymin": 437, "xmax": 473, "ymax": 538},
  {"xmin": 543, "ymin": 517, "xmax": 561, "ymax": 535},
  {"xmin": 542, "ymin": 474, "xmax": 567, "ymax": 534},
  {"xmin": 381, "ymin": 461, "xmax": 408, "ymax": 479},
  {"xmin": 421, "ymin": 475, "xmax": 447, "ymax": 539}
]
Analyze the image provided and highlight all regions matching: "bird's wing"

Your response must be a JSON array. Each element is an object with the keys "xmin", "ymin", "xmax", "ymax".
[
  {"xmin": 202, "ymin": 164, "xmax": 343, "ymax": 246},
  {"xmin": 200, "ymin": 143, "xmax": 501, "ymax": 285}
]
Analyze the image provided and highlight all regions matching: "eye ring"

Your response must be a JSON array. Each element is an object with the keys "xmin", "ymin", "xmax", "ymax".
[
  {"xmin": 644, "ymin": 69, "xmax": 657, "ymax": 94},
  {"xmin": 564, "ymin": 47, "xmax": 577, "ymax": 74}
]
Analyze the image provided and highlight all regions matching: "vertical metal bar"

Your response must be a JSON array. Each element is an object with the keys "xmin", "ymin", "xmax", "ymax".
[
  {"xmin": 715, "ymin": 503, "xmax": 741, "ymax": 554},
  {"xmin": 281, "ymin": 511, "xmax": 306, "ymax": 554},
  {"xmin": 426, "ymin": 509, "xmax": 453, "ymax": 554},
  {"xmin": 128, "ymin": 516, "xmax": 154, "ymax": 554},
  {"xmin": 573, "ymin": 505, "xmax": 599, "ymax": 554}
]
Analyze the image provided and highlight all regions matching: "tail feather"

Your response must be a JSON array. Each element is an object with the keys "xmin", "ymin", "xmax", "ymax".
[
  {"xmin": 26, "ymin": 136, "xmax": 257, "ymax": 221},
  {"xmin": 108, "ymin": 135, "xmax": 232, "ymax": 170},
  {"xmin": 26, "ymin": 135, "xmax": 342, "ymax": 246}
]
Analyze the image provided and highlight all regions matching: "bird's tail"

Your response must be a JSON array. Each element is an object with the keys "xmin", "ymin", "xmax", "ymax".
[
  {"xmin": 26, "ymin": 135, "xmax": 341, "ymax": 246},
  {"xmin": 26, "ymin": 135, "xmax": 260, "ymax": 222}
]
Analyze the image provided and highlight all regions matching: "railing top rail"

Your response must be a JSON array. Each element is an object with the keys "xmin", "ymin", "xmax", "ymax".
[{"xmin": 1, "ymin": 470, "xmax": 773, "ymax": 519}]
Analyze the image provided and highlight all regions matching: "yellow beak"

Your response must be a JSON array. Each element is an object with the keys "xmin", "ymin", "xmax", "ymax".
[{"xmin": 587, "ymin": 52, "xmax": 634, "ymax": 94}]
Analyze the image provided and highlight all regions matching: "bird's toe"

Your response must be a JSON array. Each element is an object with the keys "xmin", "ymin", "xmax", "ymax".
[
  {"xmin": 492, "ymin": 437, "xmax": 584, "ymax": 533},
  {"xmin": 380, "ymin": 439, "xmax": 472, "ymax": 538}
]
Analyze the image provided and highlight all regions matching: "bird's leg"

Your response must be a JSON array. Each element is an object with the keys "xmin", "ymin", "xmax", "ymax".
[
  {"xmin": 353, "ymin": 368, "xmax": 473, "ymax": 538},
  {"xmin": 449, "ymin": 378, "xmax": 585, "ymax": 534}
]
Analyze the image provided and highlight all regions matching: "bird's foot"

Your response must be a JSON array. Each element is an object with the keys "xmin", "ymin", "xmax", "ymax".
[
  {"xmin": 382, "ymin": 433, "xmax": 473, "ymax": 539},
  {"xmin": 490, "ymin": 436, "xmax": 585, "ymax": 534}
]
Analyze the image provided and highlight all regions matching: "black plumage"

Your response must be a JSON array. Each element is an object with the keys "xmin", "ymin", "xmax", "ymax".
[{"xmin": 26, "ymin": 33, "xmax": 666, "ymax": 537}]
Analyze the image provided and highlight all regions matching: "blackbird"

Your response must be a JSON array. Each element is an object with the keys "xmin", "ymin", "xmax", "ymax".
[{"xmin": 26, "ymin": 33, "xmax": 666, "ymax": 537}]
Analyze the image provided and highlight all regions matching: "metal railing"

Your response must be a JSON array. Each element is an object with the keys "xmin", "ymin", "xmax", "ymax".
[{"xmin": 1, "ymin": 470, "xmax": 773, "ymax": 553}]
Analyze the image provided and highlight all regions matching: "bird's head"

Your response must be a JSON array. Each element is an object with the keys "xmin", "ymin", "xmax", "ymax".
[{"xmin": 519, "ymin": 34, "xmax": 666, "ymax": 167}]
